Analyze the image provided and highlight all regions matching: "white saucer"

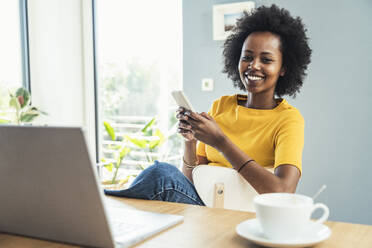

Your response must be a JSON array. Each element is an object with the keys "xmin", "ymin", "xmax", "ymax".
[{"xmin": 236, "ymin": 218, "xmax": 331, "ymax": 248}]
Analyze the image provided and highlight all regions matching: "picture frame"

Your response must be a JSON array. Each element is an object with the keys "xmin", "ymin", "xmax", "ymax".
[{"xmin": 213, "ymin": 1, "xmax": 255, "ymax": 41}]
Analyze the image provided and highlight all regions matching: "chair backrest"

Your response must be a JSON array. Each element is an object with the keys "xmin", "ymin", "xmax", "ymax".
[{"xmin": 192, "ymin": 165, "xmax": 259, "ymax": 212}]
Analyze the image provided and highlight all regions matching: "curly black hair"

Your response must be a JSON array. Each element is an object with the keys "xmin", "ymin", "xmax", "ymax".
[{"xmin": 222, "ymin": 4, "xmax": 312, "ymax": 97}]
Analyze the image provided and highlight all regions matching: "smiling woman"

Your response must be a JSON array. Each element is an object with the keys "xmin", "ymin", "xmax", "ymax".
[{"xmin": 105, "ymin": 4, "xmax": 312, "ymax": 204}]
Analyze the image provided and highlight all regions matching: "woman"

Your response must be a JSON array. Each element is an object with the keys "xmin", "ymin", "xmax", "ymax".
[{"xmin": 105, "ymin": 4, "xmax": 312, "ymax": 206}]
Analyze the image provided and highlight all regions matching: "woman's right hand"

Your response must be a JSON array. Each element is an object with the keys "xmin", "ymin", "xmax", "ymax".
[{"xmin": 176, "ymin": 107, "xmax": 196, "ymax": 141}]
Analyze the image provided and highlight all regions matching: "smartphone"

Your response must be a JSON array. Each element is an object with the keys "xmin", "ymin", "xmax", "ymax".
[{"xmin": 171, "ymin": 90, "xmax": 195, "ymax": 112}]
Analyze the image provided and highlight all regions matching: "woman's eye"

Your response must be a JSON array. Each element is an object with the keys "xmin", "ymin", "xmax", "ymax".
[
  {"xmin": 242, "ymin": 56, "xmax": 253, "ymax": 61},
  {"xmin": 262, "ymin": 58, "xmax": 273, "ymax": 63}
]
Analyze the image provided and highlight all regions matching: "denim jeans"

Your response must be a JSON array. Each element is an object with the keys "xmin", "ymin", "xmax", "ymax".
[{"xmin": 104, "ymin": 161, "xmax": 205, "ymax": 206}]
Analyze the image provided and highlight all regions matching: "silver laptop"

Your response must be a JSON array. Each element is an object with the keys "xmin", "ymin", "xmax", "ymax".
[{"xmin": 0, "ymin": 125, "xmax": 183, "ymax": 247}]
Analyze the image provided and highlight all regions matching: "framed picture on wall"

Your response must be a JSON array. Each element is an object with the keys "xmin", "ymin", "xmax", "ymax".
[{"xmin": 213, "ymin": 1, "xmax": 255, "ymax": 40}]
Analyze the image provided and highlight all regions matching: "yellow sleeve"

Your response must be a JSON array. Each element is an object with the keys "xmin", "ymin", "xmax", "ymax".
[
  {"xmin": 196, "ymin": 141, "xmax": 206, "ymax": 157},
  {"xmin": 274, "ymin": 116, "xmax": 304, "ymax": 174}
]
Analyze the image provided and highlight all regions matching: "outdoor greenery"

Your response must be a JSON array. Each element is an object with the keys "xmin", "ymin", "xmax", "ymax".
[
  {"xmin": 99, "ymin": 58, "xmax": 183, "ymax": 188},
  {"xmin": 101, "ymin": 116, "xmax": 179, "ymax": 186},
  {"xmin": 101, "ymin": 120, "xmax": 132, "ymax": 185},
  {"xmin": 100, "ymin": 59, "xmax": 160, "ymax": 117}
]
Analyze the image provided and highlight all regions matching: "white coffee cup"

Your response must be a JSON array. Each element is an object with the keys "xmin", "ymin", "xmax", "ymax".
[{"xmin": 253, "ymin": 193, "xmax": 329, "ymax": 241}]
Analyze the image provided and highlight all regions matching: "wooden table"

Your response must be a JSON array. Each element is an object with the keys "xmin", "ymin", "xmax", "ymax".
[{"xmin": 1, "ymin": 196, "xmax": 372, "ymax": 247}]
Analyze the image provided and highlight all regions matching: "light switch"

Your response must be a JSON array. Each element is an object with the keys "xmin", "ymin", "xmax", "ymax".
[{"xmin": 201, "ymin": 78, "xmax": 214, "ymax": 91}]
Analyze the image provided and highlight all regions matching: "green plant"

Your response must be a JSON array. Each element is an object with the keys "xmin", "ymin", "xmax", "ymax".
[
  {"xmin": 102, "ymin": 121, "xmax": 131, "ymax": 184},
  {"xmin": 0, "ymin": 86, "xmax": 46, "ymax": 124},
  {"xmin": 101, "ymin": 116, "xmax": 175, "ymax": 184},
  {"xmin": 100, "ymin": 60, "xmax": 159, "ymax": 117},
  {"xmin": 124, "ymin": 117, "xmax": 166, "ymax": 169}
]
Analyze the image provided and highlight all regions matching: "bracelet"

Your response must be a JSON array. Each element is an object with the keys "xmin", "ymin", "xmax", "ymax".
[
  {"xmin": 183, "ymin": 157, "xmax": 198, "ymax": 169},
  {"xmin": 237, "ymin": 159, "xmax": 255, "ymax": 173}
]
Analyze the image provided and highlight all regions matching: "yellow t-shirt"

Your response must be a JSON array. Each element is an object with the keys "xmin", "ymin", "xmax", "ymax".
[{"xmin": 196, "ymin": 94, "xmax": 304, "ymax": 173}]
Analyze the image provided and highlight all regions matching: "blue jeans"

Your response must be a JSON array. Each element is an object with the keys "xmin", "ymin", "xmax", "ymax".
[{"xmin": 104, "ymin": 161, "xmax": 205, "ymax": 206}]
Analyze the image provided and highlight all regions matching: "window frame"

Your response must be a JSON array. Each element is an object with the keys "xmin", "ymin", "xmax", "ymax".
[
  {"xmin": 91, "ymin": 0, "xmax": 100, "ymax": 162},
  {"xmin": 19, "ymin": 0, "xmax": 31, "ymax": 92}
]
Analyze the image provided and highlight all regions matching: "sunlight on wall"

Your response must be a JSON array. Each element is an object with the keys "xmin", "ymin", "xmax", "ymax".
[{"xmin": 0, "ymin": 0, "xmax": 22, "ymax": 87}]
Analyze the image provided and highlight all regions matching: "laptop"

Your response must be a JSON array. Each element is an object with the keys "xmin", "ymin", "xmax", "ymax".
[{"xmin": 0, "ymin": 125, "xmax": 183, "ymax": 247}]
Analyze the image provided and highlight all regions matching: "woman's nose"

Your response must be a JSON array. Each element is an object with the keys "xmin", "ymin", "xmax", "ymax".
[{"xmin": 249, "ymin": 59, "xmax": 260, "ymax": 70}]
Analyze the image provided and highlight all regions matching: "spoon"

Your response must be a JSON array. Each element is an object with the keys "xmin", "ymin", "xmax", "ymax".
[{"xmin": 312, "ymin": 184, "xmax": 327, "ymax": 201}]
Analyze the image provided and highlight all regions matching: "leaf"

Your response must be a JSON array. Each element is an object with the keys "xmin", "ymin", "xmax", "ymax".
[
  {"xmin": 15, "ymin": 87, "xmax": 30, "ymax": 108},
  {"xmin": 145, "ymin": 153, "xmax": 153, "ymax": 163},
  {"xmin": 30, "ymin": 107, "xmax": 47, "ymax": 114},
  {"xmin": 119, "ymin": 147, "xmax": 131, "ymax": 159},
  {"xmin": 0, "ymin": 118, "xmax": 11, "ymax": 124},
  {"xmin": 24, "ymin": 107, "xmax": 40, "ymax": 115},
  {"xmin": 107, "ymin": 144, "xmax": 121, "ymax": 150},
  {"xmin": 118, "ymin": 175, "xmax": 131, "ymax": 186},
  {"xmin": 36, "ymin": 108, "xmax": 48, "ymax": 115},
  {"xmin": 138, "ymin": 164, "xmax": 145, "ymax": 170},
  {"xmin": 103, "ymin": 163, "xmax": 114, "ymax": 172},
  {"xmin": 143, "ymin": 129, "xmax": 153, "ymax": 136},
  {"xmin": 19, "ymin": 107, "xmax": 41, "ymax": 122},
  {"xmin": 9, "ymin": 96, "xmax": 21, "ymax": 111},
  {"xmin": 17, "ymin": 96, "xmax": 25, "ymax": 107},
  {"xmin": 103, "ymin": 121, "xmax": 116, "ymax": 141},
  {"xmin": 20, "ymin": 113, "xmax": 39, "ymax": 122},
  {"xmin": 116, "ymin": 156, "xmax": 122, "ymax": 168},
  {"xmin": 125, "ymin": 135, "xmax": 148, "ymax": 148},
  {"xmin": 115, "ymin": 146, "xmax": 130, "ymax": 167},
  {"xmin": 149, "ymin": 139, "xmax": 160, "ymax": 149},
  {"xmin": 141, "ymin": 117, "xmax": 156, "ymax": 133},
  {"xmin": 155, "ymin": 129, "xmax": 165, "ymax": 145}
]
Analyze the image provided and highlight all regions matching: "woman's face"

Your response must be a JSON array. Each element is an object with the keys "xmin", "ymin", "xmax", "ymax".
[{"xmin": 238, "ymin": 31, "xmax": 285, "ymax": 96}]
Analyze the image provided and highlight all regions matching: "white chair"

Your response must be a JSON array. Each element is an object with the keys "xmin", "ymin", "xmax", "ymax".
[{"xmin": 192, "ymin": 165, "xmax": 270, "ymax": 212}]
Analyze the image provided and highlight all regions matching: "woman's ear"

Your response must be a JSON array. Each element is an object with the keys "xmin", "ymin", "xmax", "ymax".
[{"xmin": 280, "ymin": 66, "xmax": 286, "ymax": 76}]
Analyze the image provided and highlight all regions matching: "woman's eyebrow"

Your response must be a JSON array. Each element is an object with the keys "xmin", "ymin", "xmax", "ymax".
[
  {"xmin": 243, "ymin": 50, "xmax": 274, "ymax": 55},
  {"xmin": 261, "ymin": 51, "xmax": 274, "ymax": 56}
]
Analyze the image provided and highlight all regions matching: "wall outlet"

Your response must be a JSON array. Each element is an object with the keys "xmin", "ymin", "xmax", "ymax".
[{"xmin": 201, "ymin": 78, "xmax": 214, "ymax": 91}]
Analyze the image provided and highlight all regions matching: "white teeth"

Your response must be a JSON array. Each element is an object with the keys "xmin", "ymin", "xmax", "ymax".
[{"xmin": 247, "ymin": 75, "xmax": 264, "ymax": 81}]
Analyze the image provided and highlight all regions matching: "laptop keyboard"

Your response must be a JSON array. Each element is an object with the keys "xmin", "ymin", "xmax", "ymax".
[
  {"xmin": 103, "ymin": 204, "xmax": 183, "ymax": 246},
  {"xmin": 111, "ymin": 220, "xmax": 148, "ymax": 236},
  {"xmin": 107, "ymin": 207, "xmax": 151, "ymax": 238}
]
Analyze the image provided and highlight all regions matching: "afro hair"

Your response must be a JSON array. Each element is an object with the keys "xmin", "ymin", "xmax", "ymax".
[{"xmin": 222, "ymin": 4, "xmax": 312, "ymax": 97}]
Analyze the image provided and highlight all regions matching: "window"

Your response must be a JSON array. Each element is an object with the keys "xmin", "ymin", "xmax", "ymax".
[
  {"xmin": 94, "ymin": 0, "xmax": 183, "ymax": 178},
  {"xmin": 0, "ymin": 0, "xmax": 30, "ymax": 117}
]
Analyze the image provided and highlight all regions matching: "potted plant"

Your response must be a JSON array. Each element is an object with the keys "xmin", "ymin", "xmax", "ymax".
[{"xmin": 0, "ymin": 86, "xmax": 46, "ymax": 124}]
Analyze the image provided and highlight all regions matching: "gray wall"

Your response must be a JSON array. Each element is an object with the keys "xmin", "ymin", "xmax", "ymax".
[{"xmin": 183, "ymin": 0, "xmax": 372, "ymax": 225}]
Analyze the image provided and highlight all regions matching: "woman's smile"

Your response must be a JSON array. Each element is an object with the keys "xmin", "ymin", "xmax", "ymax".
[{"xmin": 244, "ymin": 71, "xmax": 266, "ymax": 85}]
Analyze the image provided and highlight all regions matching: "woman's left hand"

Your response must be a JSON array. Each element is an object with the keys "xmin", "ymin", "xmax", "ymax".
[{"xmin": 184, "ymin": 111, "xmax": 226, "ymax": 149}]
